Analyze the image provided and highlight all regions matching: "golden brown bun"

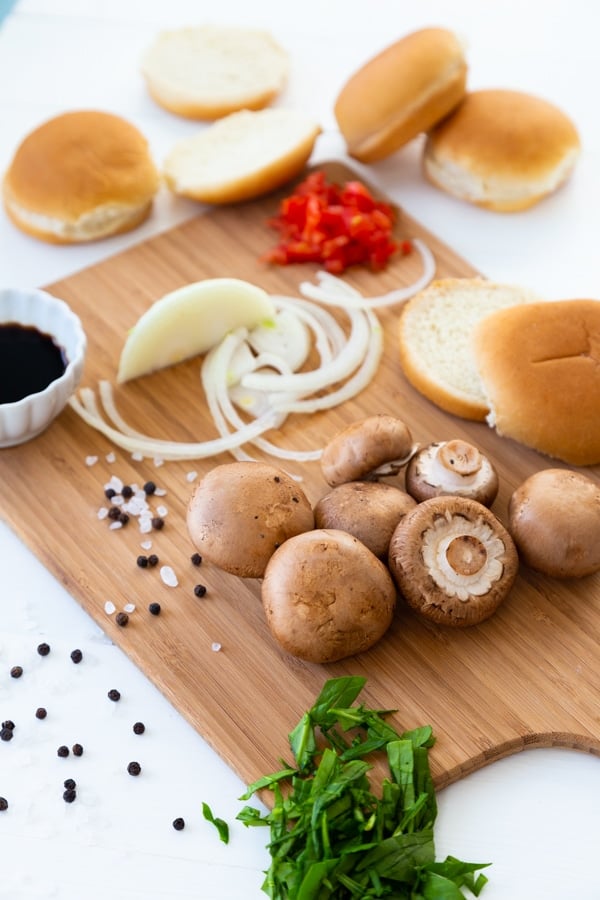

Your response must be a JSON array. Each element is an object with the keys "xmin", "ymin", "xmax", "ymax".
[
  {"xmin": 141, "ymin": 26, "xmax": 289, "ymax": 120},
  {"xmin": 423, "ymin": 89, "xmax": 581, "ymax": 211},
  {"xmin": 473, "ymin": 300, "xmax": 600, "ymax": 465},
  {"xmin": 3, "ymin": 110, "xmax": 159, "ymax": 243},
  {"xmin": 334, "ymin": 27, "xmax": 467, "ymax": 163}
]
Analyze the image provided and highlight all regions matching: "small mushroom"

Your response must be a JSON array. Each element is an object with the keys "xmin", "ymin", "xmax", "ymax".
[
  {"xmin": 186, "ymin": 461, "xmax": 314, "ymax": 578},
  {"xmin": 262, "ymin": 529, "xmax": 397, "ymax": 663},
  {"xmin": 388, "ymin": 495, "xmax": 518, "ymax": 627},
  {"xmin": 313, "ymin": 481, "xmax": 417, "ymax": 558},
  {"xmin": 405, "ymin": 439, "xmax": 499, "ymax": 507},
  {"xmin": 320, "ymin": 415, "xmax": 415, "ymax": 486},
  {"xmin": 508, "ymin": 468, "xmax": 600, "ymax": 578}
]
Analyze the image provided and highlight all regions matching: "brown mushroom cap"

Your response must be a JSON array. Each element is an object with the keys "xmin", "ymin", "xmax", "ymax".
[
  {"xmin": 508, "ymin": 468, "xmax": 600, "ymax": 578},
  {"xmin": 262, "ymin": 529, "xmax": 397, "ymax": 663},
  {"xmin": 388, "ymin": 495, "xmax": 518, "ymax": 626},
  {"xmin": 320, "ymin": 415, "xmax": 414, "ymax": 486},
  {"xmin": 405, "ymin": 439, "xmax": 499, "ymax": 506},
  {"xmin": 186, "ymin": 461, "xmax": 314, "ymax": 578},
  {"xmin": 314, "ymin": 481, "xmax": 417, "ymax": 558}
]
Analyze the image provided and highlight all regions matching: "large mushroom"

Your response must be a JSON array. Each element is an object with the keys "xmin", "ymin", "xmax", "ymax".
[
  {"xmin": 388, "ymin": 495, "xmax": 518, "ymax": 626},
  {"xmin": 508, "ymin": 468, "xmax": 600, "ymax": 578},
  {"xmin": 186, "ymin": 461, "xmax": 314, "ymax": 578},
  {"xmin": 314, "ymin": 481, "xmax": 416, "ymax": 558},
  {"xmin": 320, "ymin": 414, "xmax": 415, "ymax": 486},
  {"xmin": 405, "ymin": 439, "xmax": 499, "ymax": 507},
  {"xmin": 262, "ymin": 529, "xmax": 397, "ymax": 663}
]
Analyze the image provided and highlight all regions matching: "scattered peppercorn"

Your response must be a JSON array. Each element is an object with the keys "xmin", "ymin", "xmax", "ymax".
[
  {"xmin": 148, "ymin": 602, "xmax": 161, "ymax": 616},
  {"xmin": 10, "ymin": 666, "xmax": 23, "ymax": 679},
  {"xmin": 35, "ymin": 707, "xmax": 47, "ymax": 720},
  {"xmin": 133, "ymin": 722, "xmax": 145, "ymax": 735},
  {"xmin": 107, "ymin": 506, "xmax": 121, "ymax": 520},
  {"xmin": 118, "ymin": 512, "xmax": 130, "ymax": 526},
  {"xmin": 108, "ymin": 689, "xmax": 121, "ymax": 702},
  {"xmin": 172, "ymin": 817, "xmax": 185, "ymax": 831},
  {"xmin": 37, "ymin": 642, "xmax": 51, "ymax": 656},
  {"xmin": 63, "ymin": 788, "xmax": 77, "ymax": 803},
  {"xmin": 121, "ymin": 485, "xmax": 134, "ymax": 499},
  {"xmin": 191, "ymin": 553, "xmax": 202, "ymax": 566},
  {"xmin": 127, "ymin": 761, "xmax": 141, "ymax": 776},
  {"xmin": 104, "ymin": 487, "xmax": 117, "ymax": 499},
  {"xmin": 2, "ymin": 720, "xmax": 15, "ymax": 731},
  {"xmin": 0, "ymin": 797, "xmax": 8, "ymax": 811},
  {"xmin": 136, "ymin": 555, "xmax": 149, "ymax": 568},
  {"xmin": 70, "ymin": 649, "xmax": 83, "ymax": 664},
  {"xmin": 151, "ymin": 516, "xmax": 164, "ymax": 531},
  {"xmin": 147, "ymin": 554, "xmax": 159, "ymax": 567},
  {"xmin": 72, "ymin": 743, "xmax": 84, "ymax": 757},
  {"xmin": 193, "ymin": 584, "xmax": 207, "ymax": 598},
  {"xmin": 64, "ymin": 778, "xmax": 76, "ymax": 790},
  {"xmin": 0, "ymin": 728, "xmax": 14, "ymax": 742},
  {"xmin": 115, "ymin": 612, "xmax": 129, "ymax": 627},
  {"xmin": 143, "ymin": 481, "xmax": 156, "ymax": 495},
  {"xmin": 57, "ymin": 745, "xmax": 69, "ymax": 758}
]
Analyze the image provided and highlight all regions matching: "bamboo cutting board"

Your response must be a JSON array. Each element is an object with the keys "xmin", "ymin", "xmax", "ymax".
[{"xmin": 2, "ymin": 161, "xmax": 599, "ymax": 791}]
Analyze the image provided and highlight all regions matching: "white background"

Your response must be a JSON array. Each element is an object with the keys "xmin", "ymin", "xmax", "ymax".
[{"xmin": 1, "ymin": 1, "xmax": 600, "ymax": 898}]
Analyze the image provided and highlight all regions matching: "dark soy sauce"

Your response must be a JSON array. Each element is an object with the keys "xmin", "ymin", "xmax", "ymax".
[{"xmin": 0, "ymin": 323, "xmax": 67, "ymax": 404}]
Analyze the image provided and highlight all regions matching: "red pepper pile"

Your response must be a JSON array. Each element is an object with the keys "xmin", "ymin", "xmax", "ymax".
[{"xmin": 261, "ymin": 171, "xmax": 410, "ymax": 274}]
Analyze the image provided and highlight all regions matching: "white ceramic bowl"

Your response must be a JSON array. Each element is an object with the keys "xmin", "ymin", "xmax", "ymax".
[{"xmin": 0, "ymin": 287, "xmax": 87, "ymax": 447}]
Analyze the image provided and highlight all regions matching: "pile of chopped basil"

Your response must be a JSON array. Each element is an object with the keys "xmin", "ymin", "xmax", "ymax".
[{"xmin": 230, "ymin": 675, "xmax": 489, "ymax": 899}]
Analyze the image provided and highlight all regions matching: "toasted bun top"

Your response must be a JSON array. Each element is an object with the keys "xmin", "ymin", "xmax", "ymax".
[
  {"xmin": 426, "ymin": 89, "xmax": 580, "ymax": 182},
  {"xmin": 3, "ymin": 110, "xmax": 159, "ymax": 221},
  {"xmin": 474, "ymin": 299, "xmax": 600, "ymax": 466},
  {"xmin": 334, "ymin": 27, "xmax": 467, "ymax": 162}
]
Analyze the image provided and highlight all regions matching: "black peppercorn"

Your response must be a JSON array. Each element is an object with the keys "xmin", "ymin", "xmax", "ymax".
[
  {"xmin": 133, "ymin": 722, "xmax": 145, "ymax": 735},
  {"xmin": 64, "ymin": 778, "xmax": 76, "ymax": 791},
  {"xmin": 70, "ymin": 649, "xmax": 83, "ymax": 664},
  {"xmin": 37, "ymin": 642, "xmax": 51, "ymax": 656},
  {"xmin": 147, "ymin": 554, "xmax": 159, "ymax": 567},
  {"xmin": 108, "ymin": 689, "xmax": 121, "ymax": 702},
  {"xmin": 193, "ymin": 584, "xmax": 207, "ymax": 598},
  {"xmin": 172, "ymin": 817, "xmax": 185, "ymax": 831},
  {"xmin": 10, "ymin": 666, "xmax": 23, "ymax": 679},
  {"xmin": 115, "ymin": 612, "xmax": 129, "ymax": 627},
  {"xmin": 191, "ymin": 552, "xmax": 202, "ymax": 566},
  {"xmin": 118, "ymin": 512, "xmax": 130, "ymax": 526},
  {"xmin": 35, "ymin": 707, "xmax": 47, "ymax": 720},
  {"xmin": 0, "ymin": 797, "xmax": 8, "ymax": 811},
  {"xmin": 57, "ymin": 745, "xmax": 69, "ymax": 758},
  {"xmin": 127, "ymin": 761, "xmax": 141, "ymax": 776},
  {"xmin": 151, "ymin": 516, "xmax": 164, "ymax": 531},
  {"xmin": 1, "ymin": 720, "xmax": 15, "ymax": 731},
  {"xmin": 63, "ymin": 788, "xmax": 77, "ymax": 803},
  {"xmin": 104, "ymin": 487, "xmax": 116, "ymax": 499},
  {"xmin": 107, "ymin": 506, "xmax": 121, "ymax": 520},
  {"xmin": 0, "ymin": 728, "xmax": 14, "ymax": 742},
  {"xmin": 148, "ymin": 602, "xmax": 161, "ymax": 616},
  {"xmin": 136, "ymin": 555, "xmax": 149, "ymax": 568},
  {"xmin": 72, "ymin": 743, "xmax": 84, "ymax": 757},
  {"xmin": 143, "ymin": 481, "xmax": 156, "ymax": 495},
  {"xmin": 121, "ymin": 485, "xmax": 134, "ymax": 499}
]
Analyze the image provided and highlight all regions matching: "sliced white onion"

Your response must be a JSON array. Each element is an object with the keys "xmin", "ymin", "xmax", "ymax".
[{"xmin": 246, "ymin": 309, "xmax": 311, "ymax": 373}]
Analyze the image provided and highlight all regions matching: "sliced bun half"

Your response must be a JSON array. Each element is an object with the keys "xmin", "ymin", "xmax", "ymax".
[
  {"xmin": 163, "ymin": 108, "xmax": 321, "ymax": 204},
  {"xmin": 424, "ymin": 89, "xmax": 581, "ymax": 211},
  {"xmin": 141, "ymin": 25, "xmax": 289, "ymax": 120},
  {"xmin": 397, "ymin": 277, "xmax": 538, "ymax": 420},
  {"xmin": 3, "ymin": 110, "xmax": 159, "ymax": 244},
  {"xmin": 334, "ymin": 27, "xmax": 467, "ymax": 163},
  {"xmin": 473, "ymin": 299, "xmax": 600, "ymax": 466}
]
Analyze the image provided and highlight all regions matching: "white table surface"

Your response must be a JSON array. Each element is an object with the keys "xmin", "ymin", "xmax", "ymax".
[{"xmin": 1, "ymin": 2, "xmax": 600, "ymax": 897}]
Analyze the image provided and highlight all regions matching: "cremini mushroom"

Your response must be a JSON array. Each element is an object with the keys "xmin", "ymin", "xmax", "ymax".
[
  {"xmin": 508, "ymin": 468, "xmax": 600, "ymax": 578},
  {"xmin": 313, "ymin": 481, "xmax": 417, "ymax": 558},
  {"xmin": 388, "ymin": 495, "xmax": 518, "ymax": 626},
  {"xmin": 186, "ymin": 461, "xmax": 314, "ymax": 578},
  {"xmin": 405, "ymin": 439, "xmax": 499, "ymax": 506},
  {"xmin": 262, "ymin": 529, "xmax": 397, "ymax": 663},
  {"xmin": 320, "ymin": 414, "xmax": 415, "ymax": 486}
]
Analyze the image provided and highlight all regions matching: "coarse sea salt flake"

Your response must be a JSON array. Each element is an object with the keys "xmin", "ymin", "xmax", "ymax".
[
  {"xmin": 131, "ymin": 451, "xmax": 143, "ymax": 461},
  {"xmin": 140, "ymin": 540, "xmax": 152, "ymax": 550},
  {"xmin": 153, "ymin": 458, "xmax": 164, "ymax": 468},
  {"xmin": 85, "ymin": 455, "xmax": 99, "ymax": 466},
  {"xmin": 97, "ymin": 507, "xmax": 109, "ymax": 520},
  {"xmin": 186, "ymin": 471, "xmax": 198, "ymax": 482},
  {"xmin": 109, "ymin": 520, "xmax": 123, "ymax": 530},
  {"xmin": 211, "ymin": 642, "xmax": 222, "ymax": 652},
  {"xmin": 156, "ymin": 505, "xmax": 168, "ymax": 517},
  {"xmin": 154, "ymin": 487, "xmax": 167, "ymax": 497},
  {"xmin": 106, "ymin": 475, "xmax": 123, "ymax": 492},
  {"xmin": 105, "ymin": 452, "xmax": 117, "ymax": 463},
  {"xmin": 104, "ymin": 601, "xmax": 116, "ymax": 615},
  {"xmin": 139, "ymin": 519, "xmax": 153, "ymax": 534},
  {"xmin": 124, "ymin": 603, "xmax": 136, "ymax": 613},
  {"xmin": 160, "ymin": 566, "xmax": 178, "ymax": 587}
]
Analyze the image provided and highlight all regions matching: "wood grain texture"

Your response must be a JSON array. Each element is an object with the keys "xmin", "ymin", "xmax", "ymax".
[{"xmin": 1, "ymin": 161, "xmax": 599, "ymax": 791}]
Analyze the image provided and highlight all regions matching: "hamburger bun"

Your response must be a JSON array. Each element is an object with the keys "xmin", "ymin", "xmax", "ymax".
[
  {"xmin": 397, "ymin": 277, "xmax": 538, "ymax": 420},
  {"xmin": 473, "ymin": 299, "xmax": 600, "ymax": 465},
  {"xmin": 334, "ymin": 27, "xmax": 467, "ymax": 163},
  {"xmin": 3, "ymin": 110, "xmax": 159, "ymax": 244},
  {"xmin": 423, "ymin": 89, "xmax": 581, "ymax": 211},
  {"xmin": 141, "ymin": 25, "xmax": 289, "ymax": 120},
  {"xmin": 163, "ymin": 108, "xmax": 321, "ymax": 205}
]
